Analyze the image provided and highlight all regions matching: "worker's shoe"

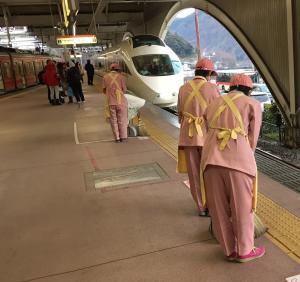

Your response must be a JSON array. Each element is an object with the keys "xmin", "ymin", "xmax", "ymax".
[
  {"xmin": 236, "ymin": 246, "xmax": 265, "ymax": 263},
  {"xmin": 226, "ymin": 251, "xmax": 238, "ymax": 262},
  {"xmin": 115, "ymin": 139, "xmax": 121, "ymax": 143},
  {"xmin": 120, "ymin": 138, "xmax": 128, "ymax": 143},
  {"xmin": 198, "ymin": 209, "xmax": 210, "ymax": 217}
]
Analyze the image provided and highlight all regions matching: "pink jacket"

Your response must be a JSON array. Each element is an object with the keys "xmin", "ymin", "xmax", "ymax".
[
  {"xmin": 201, "ymin": 91, "xmax": 262, "ymax": 177},
  {"xmin": 177, "ymin": 77, "xmax": 220, "ymax": 146},
  {"xmin": 103, "ymin": 71, "xmax": 127, "ymax": 106}
]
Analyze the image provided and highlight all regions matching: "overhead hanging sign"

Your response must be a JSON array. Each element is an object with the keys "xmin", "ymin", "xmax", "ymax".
[{"xmin": 57, "ymin": 35, "xmax": 97, "ymax": 45}]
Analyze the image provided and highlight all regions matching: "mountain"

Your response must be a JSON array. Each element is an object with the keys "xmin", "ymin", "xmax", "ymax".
[
  {"xmin": 165, "ymin": 31, "xmax": 195, "ymax": 57},
  {"xmin": 167, "ymin": 11, "xmax": 252, "ymax": 68}
]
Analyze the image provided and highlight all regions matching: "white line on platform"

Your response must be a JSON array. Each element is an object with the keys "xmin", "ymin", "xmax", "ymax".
[
  {"xmin": 73, "ymin": 122, "xmax": 80, "ymax": 144},
  {"xmin": 74, "ymin": 121, "xmax": 149, "ymax": 145}
]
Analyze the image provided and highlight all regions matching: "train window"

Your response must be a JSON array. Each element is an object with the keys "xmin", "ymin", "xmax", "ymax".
[
  {"xmin": 2, "ymin": 63, "xmax": 12, "ymax": 78},
  {"xmin": 132, "ymin": 54, "xmax": 174, "ymax": 76},
  {"xmin": 132, "ymin": 35, "xmax": 165, "ymax": 48},
  {"xmin": 24, "ymin": 62, "xmax": 34, "ymax": 75},
  {"xmin": 35, "ymin": 62, "xmax": 43, "ymax": 73},
  {"xmin": 30, "ymin": 62, "xmax": 35, "ymax": 74},
  {"xmin": 24, "ymin": 63, "xmax": 28, "ymax": 75},
  {"xmin": 171, "ymin": 60, "xmax": 182, "ymax": 74}
]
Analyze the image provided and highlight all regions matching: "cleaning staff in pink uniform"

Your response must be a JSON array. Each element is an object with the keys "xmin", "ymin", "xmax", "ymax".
[
  {"xmin": 103, "ymin": 63, "xmax": 128, "ymax": 143},
  {"xmin": 201, "ymin": 74, "xmax": 264, "ymax": 262},
  {"xmin": 177, "ymin": 58, "xmax": 219, "ymax": 216}
]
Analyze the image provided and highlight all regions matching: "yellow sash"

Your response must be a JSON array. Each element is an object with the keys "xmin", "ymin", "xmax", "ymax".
[
  {"xmin": 177, "ymin": 79, "xmax": 206, "ymax": 173},
  {"xmin": 200, "ymin": 93, "xmax": 258, "ymax": 211},
  {"xmin": 210, "ymin": 94, "xmax": 246, "ymax": 150},
  {"xmin": 182, "ymin": 112, "xmax": 205, "ymax": 138},
  {"xmin": 104, "ymin": 96, "xmax": 110, "ymax": 121},
  {"xmin": 108, "ymin": 73, "xmax": 123, "ymax": 105},
  {"xmin": 183, "ymin": 80, "xmax": 207, "ymax": 112}
]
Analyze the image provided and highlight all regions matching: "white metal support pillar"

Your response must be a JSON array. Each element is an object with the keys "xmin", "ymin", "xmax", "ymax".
[
  {"xmin": 284, "ymin": 0, "xmax": 300, "ymax": 147},
  {"xmin": 2, "ymin": 7, "xmax": 12, "ymax": 48}
]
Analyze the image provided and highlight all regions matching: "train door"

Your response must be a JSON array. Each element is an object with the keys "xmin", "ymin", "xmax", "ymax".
[
  {"xmin": 1, "ymin": 61, "xmax": 15, "ymax": 91},
  {"xmin": 28, "ymin": 61, "xmax": 36, "ymax": 85},
  {"xmin": 23, "ymin": 61, "xmax": 36, "ymax": 86},
  {"xmin": 13, "ymin": 61, "xmax": 26, "ymax": 89},
  {"xmin": 34, "ymin": 61, "xmax": 43, "ymax": 83}
]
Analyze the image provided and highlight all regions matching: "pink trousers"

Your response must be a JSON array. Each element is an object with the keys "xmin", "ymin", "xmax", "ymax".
[
  {"xmin": 109, "ymin": 105, "xmax": 128, "ymax": 140},
  {"xmin": 183, "ymin": 146, "xmax": 205, "ymax": 212},
  {"xmin": 204, "ymin": 165, "xmax": 254, "ymax": 256}
]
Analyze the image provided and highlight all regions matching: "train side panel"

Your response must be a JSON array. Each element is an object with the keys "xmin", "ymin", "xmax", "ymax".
[{"xmin": 0, "ymin": 54, "xmax": 16, "ymax": 91}]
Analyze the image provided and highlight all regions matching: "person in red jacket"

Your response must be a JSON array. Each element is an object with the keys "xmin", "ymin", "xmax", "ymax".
[{"xmin": 43, "ymin": 61, "xmax": 61, "ymax": 105}]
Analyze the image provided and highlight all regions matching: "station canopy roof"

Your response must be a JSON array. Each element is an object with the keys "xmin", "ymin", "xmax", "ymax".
[{"xmin": 0, "ymin": 0, "xmax": 179, "ymax": 47}]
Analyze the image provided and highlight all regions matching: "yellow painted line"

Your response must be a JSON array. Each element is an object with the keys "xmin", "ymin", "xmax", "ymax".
[{"xmin": 143, "ymin": 118, "xmax": 300, "ymax": 263}]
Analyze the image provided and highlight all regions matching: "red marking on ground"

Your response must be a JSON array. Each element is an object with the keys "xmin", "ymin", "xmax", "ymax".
[{"xmin": 85, "ymin": 146, "xmax": 99, "ymax": 171}]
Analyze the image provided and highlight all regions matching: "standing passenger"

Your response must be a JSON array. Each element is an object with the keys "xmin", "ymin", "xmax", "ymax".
[
  {"xmin": 43, "ymin": 61, "xmax": 61, "ymax": 105},
  {"xmin": 177, "ymin": 58, "xmax": 219, "ymax": 216},
  {"xmin": 201, "ymin": 74, "xmax": 264, "ymax": 262},
  {"xmin": 85, "ymin": 60, "xmax": 95, "ymax": 85},
  {"xmin": 103, "ymin": 63, "xmax": 128, "ymax": 143},
  {"xmin": 67, "ymin": 62, "xmax": 85, "ymax": 103}
]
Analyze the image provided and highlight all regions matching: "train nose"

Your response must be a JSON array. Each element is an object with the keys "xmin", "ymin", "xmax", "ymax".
[{"xmin": 153, "ymin": 91, "xmax": 178, "ymax": 106}]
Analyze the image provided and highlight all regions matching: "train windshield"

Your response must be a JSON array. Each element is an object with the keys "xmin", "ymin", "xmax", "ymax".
[
  {"xmin": 171, "ymin": 60, "xmax": 182, "ymax": 74},
  {"xmin": 132, "ymin": 54, "xmax": 174, "ymax": 76},
  {"xmin": 251, "ymin": 94, "xmax": 269, "ymax": 103},
  {"xmin": 132, "ymin": 35, "xmax": 165, "ymax": 48}
]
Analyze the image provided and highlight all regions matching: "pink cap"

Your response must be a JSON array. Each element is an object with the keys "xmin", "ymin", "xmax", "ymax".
[
  {"xmin": 110, "ymin": 63, "xmax": 121, "ymax": 70},
  {"xmin": 195, "ymin": 58, "xmax": 217, "ymax": 75},
  {"xmin": 230, "ymin": 74, "xmax": 253, "ymax": 88}
]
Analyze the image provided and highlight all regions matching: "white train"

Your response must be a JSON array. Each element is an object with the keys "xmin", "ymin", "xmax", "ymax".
[{"xmin": 92, "ymin": 35, "xmax": 184, "ymax": 107}]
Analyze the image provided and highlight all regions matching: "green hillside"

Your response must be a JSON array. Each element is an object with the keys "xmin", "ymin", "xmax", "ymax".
[{"xmin": 165, "ymin": 31, "xmax": 195, "ymax": 58}]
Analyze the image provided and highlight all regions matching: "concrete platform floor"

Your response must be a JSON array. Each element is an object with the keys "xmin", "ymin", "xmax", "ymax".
[{"xmin": 0, "ymin": 79, "xmax": 299, "ymax": 282}]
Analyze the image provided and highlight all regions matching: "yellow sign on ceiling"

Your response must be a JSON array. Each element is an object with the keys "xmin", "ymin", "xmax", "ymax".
[{"xmin": 57, "ymin": 35, "xmax": 97, "ymax": 45}]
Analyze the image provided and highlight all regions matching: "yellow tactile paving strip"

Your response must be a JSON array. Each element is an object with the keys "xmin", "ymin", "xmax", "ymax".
[{"xmin": 142, "ymin": 118, "xmax": 300, "ymax": 264}]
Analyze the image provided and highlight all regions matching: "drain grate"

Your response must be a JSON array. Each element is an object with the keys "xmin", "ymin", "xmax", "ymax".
[
  {"xmin": 255, "ymin": 153, "xmax": 300, "ymax": 192},
  {"xmin": 85, "ymin": 162, "xmax": 168, "ymax": 191}
]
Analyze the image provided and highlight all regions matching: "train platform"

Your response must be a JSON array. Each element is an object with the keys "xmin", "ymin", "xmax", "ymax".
[{"xmin": 0, "ymin": 78, "xmax": 299, "ymax": 282}]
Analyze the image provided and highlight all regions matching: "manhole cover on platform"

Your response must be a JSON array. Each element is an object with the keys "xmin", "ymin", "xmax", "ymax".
[{"xmin": 85, "ymin": 162, "xmax": 168, "ymax": 191}]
